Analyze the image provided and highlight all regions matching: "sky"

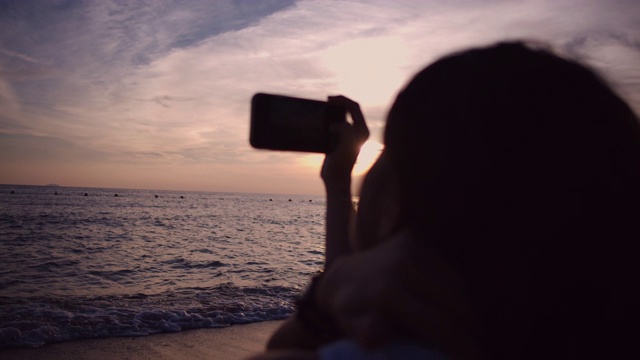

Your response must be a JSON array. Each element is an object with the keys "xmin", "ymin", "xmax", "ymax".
[{"xmin": 1, "ymin": 0, "xmax": 639, "ymax": 195}]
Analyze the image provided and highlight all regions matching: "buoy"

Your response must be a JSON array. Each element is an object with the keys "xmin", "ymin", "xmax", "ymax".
[
  {"xmin": 180, "ymin": 195, "xmax": 184, "ymax": 199},
  {"xmin": 84, "ymin": 193, "xmax": 88, "ymax": 196},
  {"xmin": 114, "ymin": 193, "xmax": 118, "ymax": 197},
  {"xmin": 288, "ymin": 199, "xmax": 292, "ymax": 202},
  {"xmin": 155, "ymin": 195, "xmax": 158, "ymax": 198}
]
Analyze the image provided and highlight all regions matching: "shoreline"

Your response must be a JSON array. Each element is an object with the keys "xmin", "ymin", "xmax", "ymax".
[{"xmin": 0, "ymin": 320, "xmax": 283, "ymax": 360}]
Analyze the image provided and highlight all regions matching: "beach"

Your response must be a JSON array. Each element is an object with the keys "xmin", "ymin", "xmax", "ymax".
[
  {"xmin": 0, "ymin": 320, "xmax": 282, "ymax": 360},
  {"xmin": 1, "ymin": 187, "xmax": 319, "ymax": 348}
]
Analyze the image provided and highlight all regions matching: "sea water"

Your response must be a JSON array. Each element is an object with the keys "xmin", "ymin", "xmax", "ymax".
[{"xmin": 0, "ymin": 185, "xmax": 327, "ymax": 348}]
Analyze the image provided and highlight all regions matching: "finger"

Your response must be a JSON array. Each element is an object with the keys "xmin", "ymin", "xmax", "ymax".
[
  {"xmin": 327, "ymin": 95, "xmax": 357, "ymax": 108},
  {"xmin": 345, "ymin": 103, "xmax": 366, "ymax": 132},
  {"xmin": 327, "ymin": 95, "xmax": 369, "ymax": 141},
  {"xmin": 344, "ymin": 104, "xmax": 368, "ymax": 143}
]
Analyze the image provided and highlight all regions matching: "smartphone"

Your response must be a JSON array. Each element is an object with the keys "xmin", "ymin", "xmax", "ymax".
[{"xmin": 250, "ymin": 93, "xmax": 346, "ymax": 153}]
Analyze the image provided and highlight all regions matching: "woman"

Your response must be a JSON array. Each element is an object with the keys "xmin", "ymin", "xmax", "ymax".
[{"xmin": 251, "ymin": 42, "xmax": 640, "ymax": 359}]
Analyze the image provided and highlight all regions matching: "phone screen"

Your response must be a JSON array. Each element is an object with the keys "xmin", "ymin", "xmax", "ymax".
[{"xmin": 250, "ymin": 93, "xmax": 346, "ymax": 153}]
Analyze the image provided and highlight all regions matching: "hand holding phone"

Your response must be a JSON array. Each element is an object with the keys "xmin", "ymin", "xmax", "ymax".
[
  {"xmin": 321, "ymin": 96, "xmax": 370, "ymax": 268},
  {"xmin": 321, "ymin": 96, "xmax": 370, "ymax": 186},
  {"xmin": 250, "ymin": 93, "xmax": 347, "ymax": 153}
]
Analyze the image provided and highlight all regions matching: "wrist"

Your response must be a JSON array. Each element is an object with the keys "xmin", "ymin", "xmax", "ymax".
[
  {"xmin": 323, "ymin": 177, "xmax": 351, "ymax": 195},
  {"xmin": 323, "ymin": 174, "xmax": 351, "ymax": 189}
]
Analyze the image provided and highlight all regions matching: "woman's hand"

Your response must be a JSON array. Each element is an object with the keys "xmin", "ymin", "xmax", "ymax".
[
  {"xmin": 315, "ymin": 232, "xmax": 480, "ymax": 359},
  {"xmin": 265, "ymin": 96, "xmax": 369, "ymax": 352},
  {"xmin": 321, "ymin": 96, "xmax": 369, "ymax": 268},
  {"xmin": 321, "ymin": 96, "xmax": 370, "ymax": 190}
]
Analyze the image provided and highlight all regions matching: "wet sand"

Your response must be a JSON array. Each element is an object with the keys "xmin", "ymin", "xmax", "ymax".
[{"xmin": 0, "ymin": 320, "xmax": 282, "ymax": 360}]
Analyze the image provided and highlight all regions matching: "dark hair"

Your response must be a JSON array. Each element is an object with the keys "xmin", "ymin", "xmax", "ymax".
[{"xmin": 384, "ymin": 42, "xmax": 640, "ymax": 358}]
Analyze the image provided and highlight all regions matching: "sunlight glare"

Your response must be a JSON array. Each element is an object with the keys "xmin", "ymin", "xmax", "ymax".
[
  {"xmin": 353, "ymin": 140, "xmax": 384, "ymax": 175},
  {"xmin": 320, "ymin": 36, "xmax": 408, "ymax": 105}
]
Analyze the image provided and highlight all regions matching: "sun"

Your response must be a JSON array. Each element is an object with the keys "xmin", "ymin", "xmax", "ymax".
[{"xmin": 353, "ymin": 140, "xmax": 384, "ymax": 176}]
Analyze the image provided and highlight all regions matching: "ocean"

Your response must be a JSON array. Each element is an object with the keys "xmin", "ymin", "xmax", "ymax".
[{"xmin": 0, "ymin": 184, "xmax": 327, "ymax": 348}]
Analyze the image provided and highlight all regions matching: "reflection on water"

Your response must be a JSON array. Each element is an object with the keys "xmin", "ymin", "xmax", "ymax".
[{"xmin": 0, "ymin": 185, "xmax": 325, "ymax": 347}]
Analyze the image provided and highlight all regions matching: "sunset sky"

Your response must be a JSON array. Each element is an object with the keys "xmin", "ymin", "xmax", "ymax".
[{"xmin": 1, "ymin": 0, "xmax": 639, "ymax": 195}]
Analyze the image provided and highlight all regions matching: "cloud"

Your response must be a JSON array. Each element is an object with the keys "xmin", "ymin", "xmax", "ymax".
[
  {"xmin": 0, "ymin": 0, "xmax": 298, "ymax": 156},
  {"xmin": 0, "ymin": 48, "xmax": 40, "ymax": 64},
  {"xmin": 0, "ymin": 0, "xmax": 639, "ymax": 193},
  {"xmin": 0, "ymin": 66, "xmax": 23, "ymax": 129},
  {"xmin": 97, "ymin": 0, "xmax": 428, "ymax": 162},
  {"xmin": 0, "ymin": 133, "xmax": 109, "ymax": 164},
  {"xmin": 141, "ymin": 95, "xmax": 196, "ymax": 109},
  {"xmin": 368, "ymin": 0, "xmax": 640, "ymax": 113}
]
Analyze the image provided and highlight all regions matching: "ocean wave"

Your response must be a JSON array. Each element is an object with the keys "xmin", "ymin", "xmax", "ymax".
[
  {"xmin": 0, "ymin": 187, "xmax": 323, "ymax": 348},
  {"xmin": 0, "ymin": 283, "xmax": 296, "ymax": 348}
]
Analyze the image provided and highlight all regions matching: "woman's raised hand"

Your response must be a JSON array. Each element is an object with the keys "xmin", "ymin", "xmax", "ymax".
[{"xmin": 321, "ymin": 96, "xmax": 369, "ymax": 189}]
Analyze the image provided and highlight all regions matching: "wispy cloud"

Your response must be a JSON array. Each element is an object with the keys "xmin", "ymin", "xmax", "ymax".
[
  {"xmin": 0, "ymin": 0, "xmax": 639, "ymax": 193},
  {"xmin": 0, "ymin": 48, "xmax": 40, "ymax": 64}
]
